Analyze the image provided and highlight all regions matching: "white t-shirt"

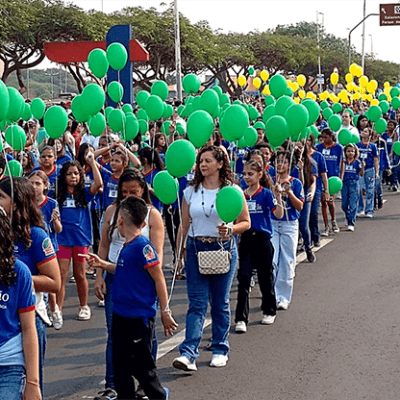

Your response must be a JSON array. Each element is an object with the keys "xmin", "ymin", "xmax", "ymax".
[{"xmin": 184, "ymin": 183, "xmax": 241, "ymax": 237}]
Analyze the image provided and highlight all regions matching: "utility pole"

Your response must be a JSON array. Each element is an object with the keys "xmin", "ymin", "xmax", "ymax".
[
  {"xmin": 316, "ymin": 11, "xmax": 324, "ymax": 93},
  {"xmin": 361, "ymin": 0, "xmax": 367, "ymax": 72},
  {"xmin": 174, "ymin": 0, "xmax": 183, "ymax": 101}
]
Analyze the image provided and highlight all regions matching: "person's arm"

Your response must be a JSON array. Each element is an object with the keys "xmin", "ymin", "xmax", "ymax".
[
  {"xmin": 271, "ymin": 185, "xmax": 284, "ymax": 219},
  {"xmin": 116, "ymin": 142, "xmax": 141, "ymax": 168},
  {"xmin": 321, "ymin": 171, "xmax": 331, "ymax": 202},
  {"xmin": 218, "ymin": 196, "xmax": 251, "ymax": 237},
  {"xmin": 359, "ymin": 161, "xmax": 365, "ymax": 177},
  {"xmin": 176, "ymin": 198, "xmax": 190, "ymax": 263},
  {"xmin": 149, "ymin": 207, "xmax": 165, "ymax": 267},
  {"xmin": 307, "ymin": 175, "xmax": 316, "ymax": 202},
  {"xmin": 85, "ymin": 253, "xmax": 116, "ymax": 274},
  {"xmin": 374, "ymin": 156, "xmax": 379, "ymax": 180},
  {"xmin": 20, "ymin": 310, "xmax": 41, "ymax": 400},
  {"xmin": 284, "ymin": 181, "xmax": 304, "ymax": 211},
  {"xmin": 34, "ymin": 258, "xmax": 60, "ymax": 293},
  {"xmin": 51, "ymin": 208, "xmax": 62, "ymax": 234},
  {"xmin": 296, "ymin": 160, "xmax": 305, "ymax": 185},
  {"xmin": 340, "ymin": 160, "xmax": 345, "ymax": 180},
  {"xmin": 87, "ymin": 152, "xmax": 103, "ymax": 195}
]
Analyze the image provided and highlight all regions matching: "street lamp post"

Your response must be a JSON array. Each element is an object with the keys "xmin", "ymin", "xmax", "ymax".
[
  {"xmin": 369, "ymin": 34, "xmax": 373, "ymax": 56},
  {"xmin": 361, "ymin": 0, "xmax": 367, "ymax": 72},
  {"xmin": 316, "ymin": 11, "xmax": 324, "ymax": 93},
  {"xmin": 174, "ymin": 0, "xmax": 183, "ymax": 102}
]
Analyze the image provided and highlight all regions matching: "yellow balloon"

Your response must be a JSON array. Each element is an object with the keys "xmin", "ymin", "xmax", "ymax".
[
  {"xmin": 330, "ymin": 72, "xmax": 339, "ymax": 85},
  {"xmin": 345, "ymin": 73, "xmax": 353, "ymax": 83},
  {"xmin": 349, "ymin": 63, "xmax": 358, "ymax": 76},
  {"xmin": 306, "ymin": 92, "xmax": 316, "ymax": 101},
  {"xmin": 353, "ymin": 92, "xmax": 361, "ymax": 100},
  {"xmin": 237, "ymin": 75, "xmax": 247, "ymax": 87},
  {"xmin": 388, "ymin": 95, "xmax": 392, "ymax": 102},
  {"xmin": 360, "ymin": 87, "xmax": 366, "ymax": 94},
  {"xmin": 253, "ymin": 77, "xmax": 261, "ymax": 89},
  {"xmin": 359, "ymin": 75, "xmax": 368, "ymax": 87},
  {"xmin": 384, "ymin": 87, "xmax": 391, "ymax": 95},
  {"xmin": 346, "ymin": 82, "xmax": 354, "ymax": 92},
  {"xmin": 260, "ymin": 70, "xmax": 269, "ymax": 82},
  {"xmin": 370, "ymin": 99, "xmax": 379, "ymax": 106},
  {"xmin": 297, "ymin": 74, "xmax": 306, "ymax": 87},
  {"xmin": 262, "ymin": 85, "xmax": 271, "ymax": 95},
  {"xmin": 342, "ymin": 95, "xmax": 350, "ymax": 104},
  {"xmin": 361, "ymin": 94, "xmax": 367, "ymax": 101},
  {"xmin": 366, "ymin": 94, "xmax": 373, "ymax": 102},
  {"xmin": 384, "ymin": 81, "xmax": 390, "ymax": 88},
  {"xmin": 355, "ymin": 66, "xmax": 363, "ymax": 78},
  {"xmin": 291, "ymin": 82, "xmax": 299, "ymax": 92},
  {"xmin": 298, "ymin": 89, "xmax": 305, "ymax": 99},
  {"xmin": 322, "ymin": 91, "xmax": 330, "ymax": 101},
  {"xmin": 293, "ymin": 98, "xmax": 300, "ymax": 104}
]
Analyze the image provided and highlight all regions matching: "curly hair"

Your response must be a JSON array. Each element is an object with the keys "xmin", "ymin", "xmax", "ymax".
[
  {"xmin": 0, "ymin": 210, "xmax": 17, "ymax": 288},
  {"xmin": 190, "ymin": 145, "xmax": 233, "ymax": 192},
  {"xmin": 0, "ymin": 177, "xmax": 45, "ymax": 248},
  {"xmin": 57, "ymin": 160, "xmax": 87, "ymax": 209}
]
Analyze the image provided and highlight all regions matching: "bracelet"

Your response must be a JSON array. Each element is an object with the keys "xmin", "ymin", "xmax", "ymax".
[
  {"xmin": 162, "ymin": 307, "xmax": 171, "ymax": 314},
  {"xmin": 26, "ymin": 380, "xmax": 40, "ymax": 388}
]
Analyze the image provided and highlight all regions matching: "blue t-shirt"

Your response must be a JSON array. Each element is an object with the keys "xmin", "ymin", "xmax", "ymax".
[
  {"xmin": 40, "ymin": 196, "xmax": 60, "ymax": 252},
  {"xmin": 102, "ymin": 169, "xmax": 118, "ymax": 211},
  {"xmin": 343, "ymin": 159, "xmax": 362, "ymax": 181},
  {"xmin": 31, "ymin": 165, "xmax": 60, "ymax": 198},
  {"xmin": 266, "ymin": 164, "xmax": 276, "ymax": 179},
  {"xmin": 381, "ymin": 132, "xmax": 395, "ymax": 157},
  {"xmin": 290, "ymin": 161, "xmax": 318, "ymax": 195},
  {"xmin": 315, "ymin": 143, "xmax": 343, "ymax": 178},
  {"xmin": 232, "ymin": 147, "xmax": 248, "ymax": 176},
  {"xmin": 271, "ymin": 177, "xmax": 305, "ymax": 221},
  {"xmin": 57, "ymin": 188, "xmax": 94, "ymax": 247},
  {"xmin": 55, "ymin": 154, "xmax": 73, "ymax": 168},
  {"xmin": 375, "ymin": 139, "xmax": 390, "ymax": 170},
  {"xmin": 113, "ymin": 235, "xmax": 160, "ymax": 319},
  {"xmin": 356, "ymin": 142, "xmax": 378, "ymax": 170},
  {"xmin": 245, "ymin": 187, "xmax": 277, "ymax": 237},
  {"xmin": 311, "ymin": 150, "xmax": 328, "ymax": 195},
  {"xmin": 85, "ymin": 166, "xmax": 108, "ymax": 211},
  {"xmin": 97, "ymin": 157, "xmax": 113, "ymax": 173},
  {"xmin": 13, "ymin": 226, "xmax": 56, "ymax": 276},
  {"xmin": 144, "ymin": 168, "xmax": 163, "ymax": 212}
]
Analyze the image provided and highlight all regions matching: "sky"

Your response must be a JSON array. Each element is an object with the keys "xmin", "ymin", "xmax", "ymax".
[{"xmin": 42, "ymin": 0, "xmax": 399, "ymax": 69}]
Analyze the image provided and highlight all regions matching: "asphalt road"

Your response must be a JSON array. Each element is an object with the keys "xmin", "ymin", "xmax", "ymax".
[{"xmin": 44, "ymin": 189, "xmax": 400, "ymax": 400}]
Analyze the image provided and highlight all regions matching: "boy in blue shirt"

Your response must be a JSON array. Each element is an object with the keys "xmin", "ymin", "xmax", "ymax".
[{"xmin": 85, "ymin": 196, "xmax": 177, "ymax": 400}]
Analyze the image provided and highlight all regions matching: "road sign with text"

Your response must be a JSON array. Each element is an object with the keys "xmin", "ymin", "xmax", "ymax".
[{"xmin": 380, "ymin": 3, "xmax": 400, "ymax": 26}]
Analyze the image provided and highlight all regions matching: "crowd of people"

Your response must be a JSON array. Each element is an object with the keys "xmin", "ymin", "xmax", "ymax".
[{"xmin": 0, "ymin": 93, "xmax": 398, "ymax": 400}]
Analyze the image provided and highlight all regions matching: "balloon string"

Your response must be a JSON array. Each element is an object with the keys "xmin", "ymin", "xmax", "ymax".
[{"xmin": 1, "ymin": 129, "xmax": 15, "ymax": 225}]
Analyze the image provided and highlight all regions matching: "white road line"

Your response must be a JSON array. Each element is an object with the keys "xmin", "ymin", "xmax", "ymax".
[{"xmin": 296, "ymin": 237, "xmax": 333, "ymax": 265}]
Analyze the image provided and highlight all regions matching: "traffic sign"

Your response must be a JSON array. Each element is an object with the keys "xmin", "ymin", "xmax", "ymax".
[{"xmin": 380, "ymin": 3, "xmax": 400, "ymax": 26}]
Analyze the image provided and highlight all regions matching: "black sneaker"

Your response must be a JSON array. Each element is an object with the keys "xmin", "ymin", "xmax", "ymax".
[
  {"xmin": 313, "ymin": 240, "xmax": 321, "ymax": 248},
  {"xmin": 378, "ymin": 198, "xmax": 383, "ymax": 209},
  {"xmin": 306, "ymin": 248, "xmax": 316, "ymax": 263},
  {"xmin": 94, "ymin": 388, "xmax": 118, "ymax": 400}
]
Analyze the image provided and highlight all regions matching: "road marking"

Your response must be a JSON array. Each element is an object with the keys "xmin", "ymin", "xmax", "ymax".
[{"xmin": 296, "ymin": 238, "xmax": 333, "ymax": 265}]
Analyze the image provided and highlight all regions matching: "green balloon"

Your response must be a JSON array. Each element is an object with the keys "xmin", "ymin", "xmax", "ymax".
[
  {"xmin": 145, "ymin": 95, "xmax": 164, "ymax": 121},
  {"xmin": 328, "ymin": 114, "xmax": 342, "ymax": 131},
  {"xmin": 220, "ymin": 93, "xmax": 230, "ymax": 107},
  {"xmin": 5, "ymin": 160, "xmax": 23, "ymax": 177},
  {"xmin": 368, "ymin": 105, "xmax": 382, "ymax": 122},
  {"xmin": 151, "ymin": 80, "xmax": 169, "ymax": 101},
  {"xmin": 244, "ymin": 126, "xmax": 258, "ymax": 147},
  {"xmin": 379, "ymin": 100, "xmax": 389, "ymax": 114},
  {"xmin": 216, "ymin": 186, "xmax": 244, "ymax": 223},
  {"xmin": 108, "ymin": 81, "xmax": 124, "ymax": 103},
  {"xmin": 269, "ymin": 74, "xmax": 287, "ymax": 98},
  {"xmin": 36, "ymin": 127, "xmax": 49, "ymax": 145},
  {"xmin": 328, "ymin": 176, "xmax": 343, "ymax": 195},
  {"xmin": 44, "ymin": 106, "xmax": 69, "ymax": 139},
  {"xmin": 161, "ymin": 121, "xmax": 172, "ymax": 134},
  {"xmin": 237, "ymin": 136, "xmax": 247, "ymax": 149},
  {"xmin": 185, "ymin": 96, "xmax": 194, "ymax": 105},
  {"xmin": 310, "ymin": 125, "xmax": 319, "ymax": 137},
  {"xmin": 248, "ymin": 105, "xmax": 260, "ymax": 121},
  {"xmin": 0, "ymin": 80, "xmax": 10, "ymax": 121},
  {"xmin": 338, "ymin": 128, "xmax": 352, "ymax": 146},
  {"xmin": 106, "ymin": 42, "xmax": 128, "ymax": 71},
  {"xmin": 248, "ymin": 67, "xmax": 255, "ymax": 75},
  {"xmin": 121, "ymin": 114, "xmax": 139, "ymax": 141},
  {"xmin": 138, "ymin": 119, "xmax": 148, "ymax": 135},
  {"xmin": 201, "ymin": 89, "xmax": 220, "ymax": 119},
  {"xmin": 213, "ymin": 86, "xmax": 223, "ymax": 98},
  {"xmin": 393, "ymin": 141, "xmax": 400, "ymax": 156},
  {"xmin": 265, "ymin": 115, "xmax": 289, "ymax": 147},
  {"xmin": 285, "ymin": 104, "xmax": 309, "ymax": 139},
  {"xmin": 390, "ymin": 87, "xmax": 400, "ymax": 98},
  {"xmin": 285, "ymin": 87, "xmax": 294, "ymax": 97},
  {"xmin": 275, "ymin": 96, "xmax": 294, "ymax": 117},
  {"xmin": 21, "ymin": 103, "xmax": 32, "ymax": 121},
  {"xmin": 320, "ymin": 100, "xmax": 330, "ymax": 110},
  {"xmin": 0, "ymin": 120, "xmax": 6, "ymax": 132},
  {"xmin": 137, "ymin": 108, "xmax": 149, "ymax": 122},
  {"xmin": 5, "ymin": 125, "xmax": 26, "ymax": 150},
  {"xmin": 233, "ymin": 100, "xmax": 242, "ymax": 105},
  {"xmin": 176, "ymin": 122, "xmax": 186, "ymax": 136},
  {"xmin": 323, "ymin": 108, "xmax": 333, "ymax": 120},
  {"xmin": 71, "ymin": 95, "xmax": 90, "ymax": 122},
  {"xmin": 343, "ymin": 108, "xmax": 354, "ymax": 117},
  {"xmin": 187, "ymin": 110, "xmax": 214, "ymax": 148},
  {"xmin": 153, "ymin": 171, "xmax": 179, "ymax": 204},
  {"xmin": 192, "ymin": 96, "xmax": 203, "ymax": 112},
  {"xmin": 353, "ymin": 114, "xmax": 359, "ymax": 126},
  {"xmin": 105, "ymin": 106, "xmax": 113, "ymax": 119},
  {"xmin": 88, "ymin": 48, "xmax": 109, "ymax": 79},
  {"xmin": 81, "ymin": 83, "xmax": 106, "ymax": 116},
  {"xmin": 163, "ymin": 104, "xmax": 174, "ymax": 119},
  {"xmin": 263, "ymin": 105, "xmax": 276, "ymax": 124},
  {"xmin": 332, "ymin": 103, "xmax": 343, "ymax": 114},
  {"xmin": 122, "ymin": 104, "xmax": 133, "ymax": 115},
  {"xmin": 136, "ymin": 91, "xmax": 150, "ymax": 109},
  {"xmin": 264, "ymin": 96, "xmax": 275, "ymax": 107},
  {"xmin": 374, "ymin": 118, "xmax": 387, "ymax": 135},
  {"xmin": 254, "ymin": 121, "xmax": 265, "ymax": 130},
  {"xmin": 107, "ymin": 109, "xmax": 126, "ymax": 132},
  {"xmin": 378, "ymin": 93, "xmax": 388, "ymax": 101},
  {"xmin": 88, "ymin": 112, "xmax": 106, "ymax": 137},
  {"xmin": 177, "ymin": 105, "xmax": 185, "ymax": 117},
  {"xmin": 302, "ymin": 99, "xmax": 320, "ymax": 126},
  {"xmin": 6, "ymin": 87, "xmax": 24, "ymax": 123},
  {"xmin": 165, "ymin": 140, "xmax": 196, "ymax": 178},
  {"xmin": 219, "ymin": 105, "xmax": 249, "ymax": 142},
  {"xmin": 351, "ymin": 133, "xmax": 360, "ymax": 144},
  {"xmin": 392, "ymin": 97, "xmax": 400, "ymax": 110},
  {"xmin": 182, "ymin": 74, "xmax": 201, "ymax": 94}
]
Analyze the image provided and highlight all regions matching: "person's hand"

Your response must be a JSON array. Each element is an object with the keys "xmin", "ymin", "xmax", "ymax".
[
  {"xmin": 130, "ymin": 144, "xmax": 139, "ymax": 153},
  {"xmin": 23, "ymin": 381, "xmax": 42, "ymax": 400},
  {"xmin": 297, "ymin": 159, "xmax": 304, "ymax": 171},
  {"xmin": 281, "ymin": 181, "xmax": 292, "ymax": 196},
  {"xmin": 387, "ymin": 169, "xmax": 393, "ymax": 177},
  {"xmin": 375, "ymin": 173, "xmax": 380, "ymax": 180},
  {"xmin": 85, "ymin": 151, "xmax": 95, "ymax": 166},
  {"xmin": 94, "ymin": 274, "xmax": 106, "ymax": 301},
  {"xmin": 80, "ymin": 253, "xmax": 105, "ymax": 269},
  {"xmin": 50, "ymin": 208, "xmax": 59, "ymax": 222},
  {"xmin": 306, "ymin": 192, "xmax": 314, "ymax": 202},
  {"xmin": 169, "ymin": 121, "xmax": 176, "ymax": 134},
  {"xmin": 161, "ymin": 312, "xmax": 178, "ymax": 337},
  {"xmin": 217, "ymin": 223, "xmax": 231, "ymax": 238}
]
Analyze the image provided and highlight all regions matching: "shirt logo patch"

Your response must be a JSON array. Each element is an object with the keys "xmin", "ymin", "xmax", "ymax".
[
  {"xmin": 143, "ymin": 244, "xmax": 156, "ymax": 261},
  {"xmin": 42, "ymin": 237, "xmax": 54, "ymax": 257}
]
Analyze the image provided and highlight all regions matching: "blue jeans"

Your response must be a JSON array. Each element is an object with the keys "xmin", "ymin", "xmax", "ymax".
[
  {"xmin": 298, "ymin": 200, "xmax": 312, "ymax": 250},
  {"xmin": 271, "ymin": 220, "xmax": 298, "ymax": 304},
  {"xmin": 309, "ymin": 191, "xmax": 322, "ymax": 244},
  {"xmin": 35, "ymin": 313, "xmax": 47, "ymax": 398},
  {"xmin": 358, "ymin": 168, "xmax": 375, "ymax": 216},
  {"xmin": 341, "ymin": 180, "xmax": 359, "ymax": 226},
  {"xmin": 0, "ymin": 365, "xmax": 26, "ymax": 400},
  {"xmin": 375, "ymin": 170, "xmax": 383, "ymax": 201},
  {"xmin": 179, "ymin": 237, "xmax": 238, "ymax": 362}
]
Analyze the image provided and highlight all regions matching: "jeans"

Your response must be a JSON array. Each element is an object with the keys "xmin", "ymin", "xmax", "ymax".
[
  {"xmin": 309, "ymin": 191, "xmax": 322, "ymax": 244},
  {"xmin": 298, "ymin": 200, "xmax": 312, "ymax": 250},
  {"xmin": 341, "ymin": 180, "xmax": 359, "ymax": 226},
  {"xmin": 112, "ymin": 313, "xmax": 167, "ymax": 400},
  {"xmin": 375, "ymin": 170, "xmax": 383, "ymax": 201},
  {"xmin": 358, "ymin": 168, "xmax": 375, "ymax": 216},
  {"xmin": 271, "ymin": 220, "xmax": 298, "ymax": 305},
  {"xmin": 0, "ymin": 365, "xmax": 26, "ymax": 400},
  {"xmin": 164, "ymin": 205, "xmax": 181, "ymax": 263},
  {"xmin": 35, "ymin": 313, "xmax": 47, "ymax": 398},
  {"xmin": 179, "ymin": 237, "xmax": 238, "ymax": 361},
  {"xmin": 235, "ymin": 231, "xmax": 276, "ymax": 324}
]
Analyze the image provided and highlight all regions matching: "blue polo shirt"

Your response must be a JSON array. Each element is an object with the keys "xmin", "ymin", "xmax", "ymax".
[
  {"xmin": 343, "ymin": 159, "xmax": 362, "ymax": 181},
  {"xmin": 316, "ymin": 143, "xmax": 343, "ymax": 178},
  {"xmin": 356, "ymin": 142, "xmax": 378, "ymax": 170},
  {"xmin": 39, "ymin": 196, "xmax": 60, "ymax": 252},
  {"xmin": 102, "ymin": 170, "xmax": 118, "ymax": 211},
  {"xmin": 31, "ymin": 165, "xmax": 60, "ymax": 198},
  {"xmin": 144, "ymin": 168, "xmax": 163, "ymax": 212},
  {"xmin": 113, "ymin": 235, "xmax": 160, "ymax": 319}
]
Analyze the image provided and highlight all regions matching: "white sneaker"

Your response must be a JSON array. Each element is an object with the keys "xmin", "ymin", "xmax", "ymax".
[
  {"xmin": 321, "ymin": 226, "xmax": 330, "ymax": 237},
  {"xmin": 172, "ymin": 355, "xmax": 197, "ymax": 372},
  {"xmin": 277, "ymin": 301, "xmax": 289, "ymax": 310},
  {"xmin": 210, "ymin": 354, "xmax": 228, "ymax": 368},
  {"xmin": 348, "ymin": 225, "xmax": 355, "ymax": 232},
  {"xmin": 77, "ymin": 305, "xmax": 91, "ymax": 321},
  {"xmin": 97, "ymin": 300, "xmax": 105, "ymax": 307},
  {"xmin": 261, "ymin": 315, "xmax": 276, "ymax": 325},
  {"xmin": 52, "ymin": 306, "xmax": 63, "ymax": 330},
  {"xmin": 365, "ymin": 213, "xmax": 373, "ymax": 218},
  {"xmin": 356, "ymin": 211, "xmax": 365, "ymax": 217},
  {"xmin": 235, "ymin": 321, "xmax": 247, "ymax": 333}
]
